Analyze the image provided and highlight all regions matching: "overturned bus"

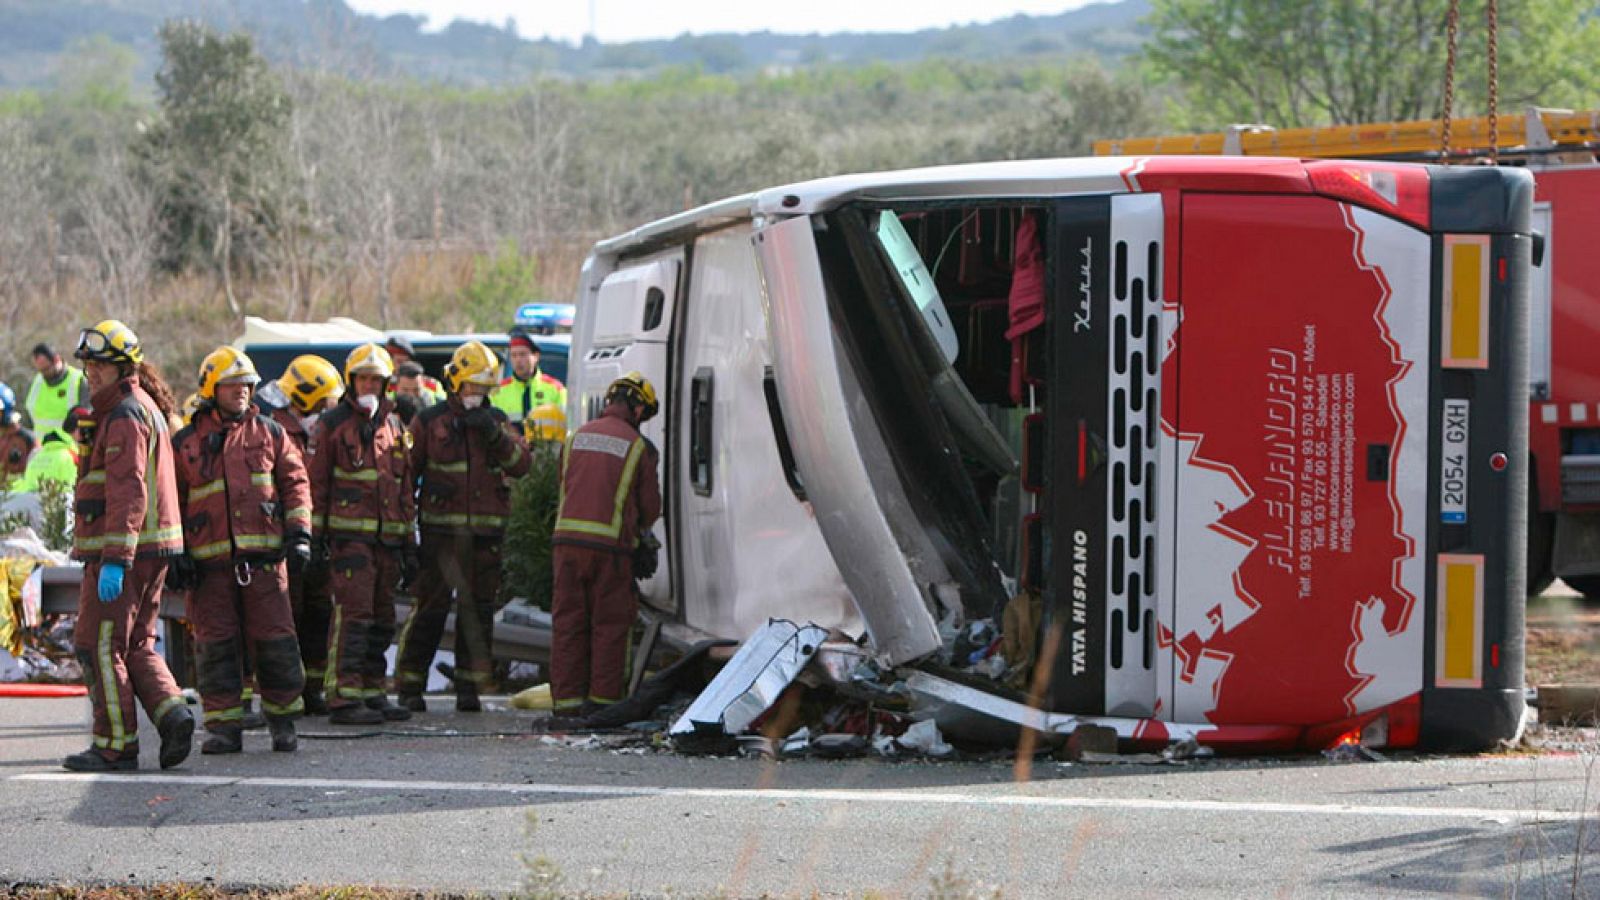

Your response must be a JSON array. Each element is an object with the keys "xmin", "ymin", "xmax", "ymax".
[{"xmin": 568, "ymin": 156, "xmax": 1535, "ymax": 752}]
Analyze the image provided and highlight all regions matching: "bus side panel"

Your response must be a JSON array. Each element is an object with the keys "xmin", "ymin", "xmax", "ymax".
[{"xmin": 1168, "ymin": 193, "xmax": 1429, "ymax": 727}]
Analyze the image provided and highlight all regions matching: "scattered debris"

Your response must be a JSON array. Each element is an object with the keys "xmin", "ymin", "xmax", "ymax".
[
  {"xmin": 670, "ymin": 620, "xmax": 829, "ymax": 751},
  {"xmin": 896, "ymin": 720, "xmax": 954, "ymax": 758}
]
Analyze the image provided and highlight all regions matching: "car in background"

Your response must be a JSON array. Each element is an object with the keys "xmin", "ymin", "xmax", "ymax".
[
  {"xmin": 238, "ymin": 316, "xmax": 570, "ymax": 385},
  {"xmin": 515, "ymin": 302, "xmax": 576, "ymax": 335}
]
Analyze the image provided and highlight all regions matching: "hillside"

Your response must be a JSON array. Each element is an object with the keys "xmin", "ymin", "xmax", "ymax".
[{"xmin": 0, "ymin": 0, "xmax": 1150, "ymax": 89}]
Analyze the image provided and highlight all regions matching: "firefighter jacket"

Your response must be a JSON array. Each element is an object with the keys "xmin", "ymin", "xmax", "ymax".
[
  {"xmin": 173, "ymin": 407, "xmax": 313, "ymax": 566},
  {"xmin": 307, "ymin": 395, "xmax": 414, "ymax": 547},
  {"xmin": 72, "ymin": 376, "xmax": 184, "ymax": 564},
  {"xmin": 489, "ymin": 369, "xmax": 567, "ymax": 424},
  {"xmin": 409, "ymin": 397, "xmax": 531, "ymax": 537},
  {"xmin": 254, "ymin": 397, "xmax": 312, "ymax": 455},
  {"xmin": 553, "ymin": 401, "xmax": 661, "ymax": 554}
]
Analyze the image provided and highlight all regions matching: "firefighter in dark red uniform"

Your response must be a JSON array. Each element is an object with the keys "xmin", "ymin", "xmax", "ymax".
[
  {"xmin": 253, "ymin": 354, "xmax": 344, "ymax": 715},
  {"xmin": 307, "ymin": 343, "xmax": 417, "ymax": 725},
  {"xmin": 548, "ymin": 372, "xmax": 661, "ymax": 724},
  {"xmin": 396, "ymin": 340, "xmax": 531, "ymax": 712},
  {"xmin": 64, "ymin": 319, "xmax": 196, "ymax": 772},
  {"xmin": 173, "ymin": 347, "xmax": 312, "ymax": 754}
]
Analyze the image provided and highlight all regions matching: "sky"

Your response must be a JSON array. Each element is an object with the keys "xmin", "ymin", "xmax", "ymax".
[{"xmin": 343, "ymin": 1, "xmax": 1098, "ymax": 44}]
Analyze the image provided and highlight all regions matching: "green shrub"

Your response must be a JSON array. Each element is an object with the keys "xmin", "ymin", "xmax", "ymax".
[{"xmin": 501, "ymin": 443, "xmax": 561, "ymax": 610}]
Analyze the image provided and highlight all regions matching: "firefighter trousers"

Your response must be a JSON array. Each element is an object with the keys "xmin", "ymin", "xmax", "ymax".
[
  {"xmin": 73, "ymin": 557, "xmax": 185, "ymax": 757},
  {"xmin": 325, "ymin": 541, "xmax": 400, "ymax": 709},
  {"xmin": 396, "ymin": 534, "xmax": 503, "ymax": 692},
  {"xmin": 550, "ymin": 545, "xmax": 636, "ymax": 712},
  {"xmin": 289, "ymin": 561, "xmax": 332, "ymax": 688},
  {"xmin": 189, "ymin": 561, "xmax": 305, "ymax": 731}
]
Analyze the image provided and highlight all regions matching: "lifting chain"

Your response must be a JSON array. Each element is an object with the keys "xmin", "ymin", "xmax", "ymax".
[
  {"xmin": 1486, "ymin": 0, "xmax": 1500, "ymax": 163},
  {"xmin": 1441, "ymin": 0, "xmax": 1461, "ymax": 160}
]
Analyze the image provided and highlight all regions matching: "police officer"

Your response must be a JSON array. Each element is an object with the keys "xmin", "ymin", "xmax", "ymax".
[
  {"xmin": 396, "ymin": 341, "xmax": 531, "ymax": 712},
  {"xmin": 489, "ymin": 329, "xmax": 566, "ymax": 426},
  {"xmin": 172, "ymin": 348, "xmax": 312, "ymax": 754},
  {"xmin": 63, "ymin": 320, "xmax": 195, "ymax": 772},
  {"xmin": 307, "ymin": 344, "xmax": 417, "ymax": 725},
  {"xmin": 547, "ymin": 372, "xmax": 661, "ymax": 725}
]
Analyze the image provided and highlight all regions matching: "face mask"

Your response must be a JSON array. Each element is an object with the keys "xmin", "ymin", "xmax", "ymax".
[
  {"xmin": 300, "ymin": 413, "xmax": 321, "ymax": 431},
  {"xmin": 460, "ymin": 394, "xmax": 484, "ymax": 410},
  {"xmin": 356, "ymin": 394, "xmax": 379, "ymax": 415}
]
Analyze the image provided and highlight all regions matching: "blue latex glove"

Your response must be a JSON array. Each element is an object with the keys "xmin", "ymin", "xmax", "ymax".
[{"xmin": 98, "ymin": 561, "xmax": 127, "ymax": 603}]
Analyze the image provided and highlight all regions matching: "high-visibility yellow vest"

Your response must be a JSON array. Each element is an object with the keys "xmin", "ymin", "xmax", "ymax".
[
  {"xmin": 25, "ymin": 366, "xmax": 85, "ymax": 436},
  {"xmin": 490, "ymin": 370, "xmax": 567, "ymax": 424}
]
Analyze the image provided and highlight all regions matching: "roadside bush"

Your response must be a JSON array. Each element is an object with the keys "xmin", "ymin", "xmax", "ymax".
[{"xmin": 501, "ymin": 443, "xmax": 561, "ymax": 610}]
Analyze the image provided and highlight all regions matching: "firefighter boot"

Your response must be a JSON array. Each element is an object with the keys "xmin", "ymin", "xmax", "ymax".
[
  {"xmin": 301, "ymin": 681, "xmax": 329, "ymax": 716},
  {"xmin": 201, "ymin": 725, "xmax": 244, "ymax": 755},
  {"xmin": 267, "ymin": 716, "xmax": 298, "ymax": 752},
  {"xmin": 328, "ymin": 703, "xmax": 384, "ymax": 725},
  {"xmin": 62, "ymin": 748, "xmax": 138, "ymax": 772},
  {"xmin": 241, "ymin": 697, "xmax": 267, "ymax": 731},
  {"xmin": 365, "ymin": 694, "xmax": 413, "ymax": 722},
  {"xmin": 398, "ymin": 690, "xmax": 427, "ymax": 713},
  {"xmin": 157, "ymin": 703, "xmax": 196, "ymax": 770},
  {"xmin": 456, "ymin": 682, "xmax": 481, "ymax": 713}
]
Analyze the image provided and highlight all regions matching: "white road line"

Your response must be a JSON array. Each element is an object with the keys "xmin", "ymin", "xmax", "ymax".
[{"xmin": 8, "ymin": 772, "xmax": 1589, "ymax": 824}]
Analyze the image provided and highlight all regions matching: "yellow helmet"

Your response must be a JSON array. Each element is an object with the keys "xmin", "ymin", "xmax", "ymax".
[
  {"xmin": 442, "ymin": 340, "xmax": 502, "ymax": 393},
  {"xmin": 524, "ymin": 403, "xmax": 568, "ymax": 443},
  {"xmin": 181, "ymin": 392, "xmax": 204, "ymax": 425},
  {"xmin": 344, "ymin": 343, "xmax": 395, "ymax": 386},
  {"xmin": 279, "ymin": 355, "xmax": 344, "ymax": 414},
  {"xmin": 75, "ymin": 319, "xmax": 143, "ymax": 366},
  {"xmin": 196, "ymin": 346, "xmax": 260, "ymax": 401},
  {"xmin": 605, "ymin": 371, "xmax": 659, "ymax": 422}
]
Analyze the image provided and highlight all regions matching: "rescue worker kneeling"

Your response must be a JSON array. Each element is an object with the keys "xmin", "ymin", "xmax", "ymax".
[
  {"xmin": 548, "ymin": 372, "xmax": 661, "ymax": 725},
  {"xmin": 307, "ymin": 344, "xmax": 417, "ymax": 724},
  {"xmin": 172, "ymin": 348, "xmax": 312, "ymax": 754},
  {"xmin": 396, "ymin": 341, "xmax": 530, "ymax": 711}
]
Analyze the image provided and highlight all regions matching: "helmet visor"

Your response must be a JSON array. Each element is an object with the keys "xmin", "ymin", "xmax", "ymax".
[{"xmin": 75, "ymin": 328, "xmax": 111, "ymax": 359}]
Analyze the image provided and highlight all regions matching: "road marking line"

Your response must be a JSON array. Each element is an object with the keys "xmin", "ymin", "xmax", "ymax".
[{"xmin": 8, "ymin": 772, "xmax": 1589, "ymax": 823}]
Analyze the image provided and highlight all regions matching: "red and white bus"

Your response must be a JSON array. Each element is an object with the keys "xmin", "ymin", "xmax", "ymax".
[{"xmin": 571, "ymin": 154, "xmax": 1534, "ymax": 751}]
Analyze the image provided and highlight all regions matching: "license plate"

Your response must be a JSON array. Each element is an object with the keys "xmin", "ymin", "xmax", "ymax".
[{"xmin": 1440, "ymin": 399, "xmax": 1470, "ymax": 524}]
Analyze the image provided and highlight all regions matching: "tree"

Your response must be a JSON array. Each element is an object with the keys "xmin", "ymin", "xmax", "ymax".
[
  {"xmin": 1142, "ymin": 0, "xmax": 1600, "ymax": 129},
  {"xmin": 143, "ymin": 20, "xmax": 291, "ymax": 316}
]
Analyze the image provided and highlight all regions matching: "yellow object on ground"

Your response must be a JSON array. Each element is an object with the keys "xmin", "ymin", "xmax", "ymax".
[
  {"xmin": 510, "ymin": 682, "xmax": 553, "ymax": 710},
  {"xmin": 0, "ymin": 558, "xmax": 42, "ymax": 656}
]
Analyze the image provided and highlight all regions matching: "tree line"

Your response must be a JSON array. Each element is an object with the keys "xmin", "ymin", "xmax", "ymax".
[{"xmin": 0, "ymin": 0, "xmax": 1594, "ymax": 389}]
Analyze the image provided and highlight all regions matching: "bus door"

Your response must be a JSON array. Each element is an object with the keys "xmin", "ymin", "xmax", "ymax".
[{"xmin": 583, "ymin": 251, "xmax": 683, "ymax": 609}]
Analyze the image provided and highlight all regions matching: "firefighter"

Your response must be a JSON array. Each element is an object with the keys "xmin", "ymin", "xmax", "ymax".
[
  {"xmin": 396, "ymin": 341, "xmax": 531, "ymax": 712},
  {"xmin": 307, "ymin": 344, "xmax": 416, "ymax": 725},
  {"xmin": 255, "ymin": 354, "xmax": 344, "ymax": 715},
  {"xmin": 63, "ymin": 319, "xmax": 195, "ymax": 772},
  {"xmin": 0, "ymin": 382, "xmax": 36, "ymax": 485},
  {"xmin": 524, "ymin": 403, "xmax": 568, "ymax": 448},
  {"xmin": 547, "ymin": 371, "xmax": 661, "ymax": 725},
  {"xmin": 384, "ymin": 335, "xmax": 446, "ymax": 406},
  {"xmin": 172, "ymin": 347, "xmax": 312, "ymax": 754},
  {"xmin": 489, "ymin": 328, "xmax": 566, "ymax": 426}
]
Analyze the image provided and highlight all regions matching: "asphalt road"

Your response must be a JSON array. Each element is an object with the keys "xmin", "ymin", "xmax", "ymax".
[{"xmin": 2, "ymin": 696, "xmax": 1598, "ymax": 898}]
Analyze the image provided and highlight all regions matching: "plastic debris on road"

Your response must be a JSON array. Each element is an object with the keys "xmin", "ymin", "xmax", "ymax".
[
  {"xmin": 670, "ymin": 619, "xmax": 829, "ymax": 750},
  {"xmin": 897, "ymin": 720, "xmax": 954, "ymax": 758}
]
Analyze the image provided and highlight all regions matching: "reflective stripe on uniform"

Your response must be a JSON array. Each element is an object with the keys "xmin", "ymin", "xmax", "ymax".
[
  {"xmin": 81, "ymin": 470, "xmax": 106, "ymax": 485},
  {"xmin": 427, "ymin": 460, "xmax": 469, "ymax": 474},
  {"xmin": 205, "ymin": 706, "xmax": 244, "ymax": 724},
  {"xmin": 189, "ymin": 539, "xmax": 233, "ymax": 561},
  {"xmin": 261, "ymin": 696, "xmax": 305, "ymax": 717},
  {"xmin": 284, "ymin": 506, "xmax": 311, "ymax": 524},
  {"xmin": 334, "ymin": 467, "xmax": 378, "ymax": 482},
  {"xmin": 98, "ymin": 620, "xmax": 128, "ymax": 751},
  {"xmin": 249, "ymin": 472, "xmax": 274, "ymax": 488},
  {"xmin": 233, "ymin": 534, "xmax": 283, "ymax": 553},
  {"xmin": 554, "ymin": 434, "xmax": 644, "ymax": 540},
  {"xmin": 380, "ymin": 521, "xmax": 411, "ymax": 538},
  {"xmin": 188, "ymin": 479, "xmax": 225, "ymax": 501},
  {"xmin": 327, "ymin": 516, "xmax": 378, "ymax": 533}
]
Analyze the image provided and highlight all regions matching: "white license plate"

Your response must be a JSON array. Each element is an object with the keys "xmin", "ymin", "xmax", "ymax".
[{"xmin": 1440, "ymin": 399, "xmax": 1470, "ymax": 524}]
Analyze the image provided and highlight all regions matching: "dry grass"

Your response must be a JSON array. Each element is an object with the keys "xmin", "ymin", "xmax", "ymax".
[
  {"xmin": 4, "ymin": 888, "xmax": 466, "ymax": 900},
  {"xmin": 1528, "ymin": 596, "xmax": 1600, "ymax": 688},
  {"xmin": 1, "ymin": 234, "xmax": 597, "ymax": 391}
]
